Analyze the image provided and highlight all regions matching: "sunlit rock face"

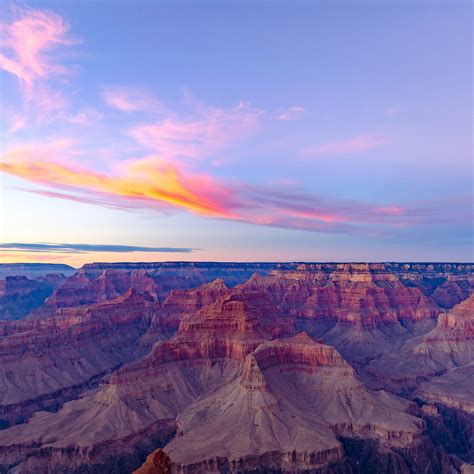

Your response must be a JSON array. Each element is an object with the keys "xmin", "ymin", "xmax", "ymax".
[{"xmin": 0, "ymin": 262, "xmax": 471, "ymax": 473}]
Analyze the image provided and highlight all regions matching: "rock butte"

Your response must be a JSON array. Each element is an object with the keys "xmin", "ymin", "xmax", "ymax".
[{"xmin": 0, "ymin": 262, "xmax": 471, "ymax": 473}]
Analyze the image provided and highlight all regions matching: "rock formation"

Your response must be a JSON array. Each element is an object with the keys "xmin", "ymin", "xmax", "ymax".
[
  {"xmin": 240, "ymin": 263, "xmax": 453, "ymax": 363},
  {"xmin": 366, "ymin": 294, "xmax": 474, "ymax": 390},
  {"xmin": 134, "ymin": 449, "xmax": 172, "ymax": 474},
  {"xmin": 0, "ymin": 262, "xmax": 471, "ymax": 473},
  {"xmin": 0, "ymin": 289, "xmax": 164, "ymax": 428}
]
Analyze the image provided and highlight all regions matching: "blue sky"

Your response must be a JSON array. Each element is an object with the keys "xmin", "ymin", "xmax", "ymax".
[{"xmin": 0, "ymin": 0, "xmax": 472, "ymax": 265}]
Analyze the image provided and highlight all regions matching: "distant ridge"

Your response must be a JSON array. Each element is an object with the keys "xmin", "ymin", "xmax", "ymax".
[
  {"xmin": 79, "ymin": 261, "xmax": 473, "ymax": 274},
  {"xmin": 0, "ymin": 263, "xmax": 76, "ymax": 279}
]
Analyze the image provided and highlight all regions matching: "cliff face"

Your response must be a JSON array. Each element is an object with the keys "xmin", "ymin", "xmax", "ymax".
[
  {"xmin": 134, "ymin": 449, "xmax": 172, "ymax": 474},
  {"xmin": 34, "ymin": 268, "xmax": 161, "ymax": 312},
  {"xmin": 366, "ymin": 294, "xmax": 474, "ymax": 386},
  {"xmin": 36, "ymin": 262, "xmax": 474, "ymax": 311},
  {"xmin": 360, "ymin": 294, "xmax": 474, "ymax": 464},
  {"xmin": 164, "ymin": 330, "xmax": 422, "ymax": 472},
  {"xmin": 0, "ymin": 262, "xmax": 471, "ymax": 473},
  {"xmin": 239, "ymin": 264, "xmax": 454, "ymax": 363},
  {"xmin": 38, "ymin": 262, "xmax": 280, "ymax": 312},
  {"xmin": 0, "ymin": 289, "xmax": 166, "ymax": 428},
  {"xmin": 241, "ymin": 263, "xmax": 460, "ymax": 319}
]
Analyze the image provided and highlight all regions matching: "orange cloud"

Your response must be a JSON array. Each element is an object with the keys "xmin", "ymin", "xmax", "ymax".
[
  {"xmin": 0, "ymin": 140, "xmax": 240, "ymax": 218},
  {"xmin": 302, "ymin": 134, "xmax": 389, "ymax": 157},
  {"xmin": 0, "ymin": 139, "xmax": 418, "ymax": 236}
]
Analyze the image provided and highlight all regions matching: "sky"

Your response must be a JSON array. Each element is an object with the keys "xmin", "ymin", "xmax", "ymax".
[{"xmin": 0, "ymin": 0, "xmax": 472, "ymax": 267}]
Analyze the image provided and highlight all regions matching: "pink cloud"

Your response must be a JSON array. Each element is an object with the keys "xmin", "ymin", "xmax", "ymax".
[
  {"xmin": 0, "ymin": 6, "xmax": 82, "ymax": 133},
  {"xmin": 130, "ymin": 101, "xmax": 264, "ymax": 160},
  {"xmin": 66, "ymin": 107, "xmax": 104, "ymax": 127},
  {"xmin": 0, "ymin": 252, "xmax": 74, "ymax": 263},
  {"xmin": 0, "ymin": 5, "xmax": 76, "ymax": 96},
  {"xmin": 6, "ymin": 96, "xmax": 103, "ymax": 133},
  {"xmin": 102, "ymin": 86, "xmax": 165, "ymax": 113},
  {"xmin": 277, "ymin": 106, "xmax": 305, "ymax": 121},
  {"xmin": 5, "ymin": 85, "xmax": 70, "ymax": 133},
  {"xmin": 302, "ymin": 134, "xmax": 389, "ymax": 157}
]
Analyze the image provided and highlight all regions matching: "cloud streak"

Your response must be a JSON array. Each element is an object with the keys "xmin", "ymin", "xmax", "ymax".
[
  {"xmin": 276, "ymin": 106, "xmax": 305, "ymax": 121},
  {"xmin": 302, "ymin": 134, "xmax": 389, "ymax": 157},
  {"xmin": 0, "ymin": 138, "xmax": 446, "ymax": 238},
  {"xmin": 0, "ymin": 139, "xmax": 240, "ymax": 217},
  {"xmin": 0, "ymin": 243, "xmax": 195, "ymax": 254},
  {"xmin": 130, "ymin": 101, "xmax": 264, "ymax": 160},
  {"xmin": 102, "ymin": 86, "xmax": 164, "ymax": 113}
]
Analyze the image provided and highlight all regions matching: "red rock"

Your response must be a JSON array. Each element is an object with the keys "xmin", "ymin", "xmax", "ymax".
[
  {"xmin": 133, "ymin": 449, "xmax": 172, "ymax": 474},
  {"xmin": 0, "ymin": 262, "xmax": 472, "ymax": 472},
  {"xmin": 39, "ymin": 268, "xmax": 160, "ymax": 311},
  {"xmin": 0, "ymin": 289, "xmax": 163, "ymax": 427},
  {"xmin": 366, "ymin": 294, "xmax": 474, "ymax": 392},
  {"xmin": 0, "ymin": 285, "xmax": 425, "ymax": 473}
]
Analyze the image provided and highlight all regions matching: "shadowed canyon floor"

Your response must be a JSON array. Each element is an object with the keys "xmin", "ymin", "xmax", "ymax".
[{"xmin": 0, "ymin": 262, "xmax": 472, "ymax": 473}]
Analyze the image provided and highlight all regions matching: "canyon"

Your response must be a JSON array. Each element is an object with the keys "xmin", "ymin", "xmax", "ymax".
[{"xmin": 0, "ymin": 262, "xmax": 472, "ymax": 473}]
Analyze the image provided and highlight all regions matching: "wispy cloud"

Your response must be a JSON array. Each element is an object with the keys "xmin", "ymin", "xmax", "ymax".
[
  {"xmin": 102, "ymin": 86, "xmax": 165, "ymax": 113},
  {"xmin": 302, "ymin": 134, "xmax": 389, "ymax": 157},
  {"xmin": 0, "ymin": 5, "xmax": 81, "ymax": 132},
  {"xmin": 0, "ymin": 5, "xmax": 76, "ymax": 96},
  {"xmin": 66, "ymin": 106, "xmax": 104, "ymax": 127},
  {"xmin": 276, "ymin": 106, "xmax": 305, "ymax": 121},
  {"xmin": 130, "ymin": 101, "xmax": 264, "ymax": 160},
  {"xmin": 0, "ymin": 243, "xmax": 195, "ymax": 253}
]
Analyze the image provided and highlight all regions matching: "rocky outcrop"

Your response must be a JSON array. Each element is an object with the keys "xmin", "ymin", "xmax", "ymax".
[
  {"xmin": 35, "ymin": 268, "xmax": 161, "ymax": 313},
  {"xmin": 139, "ymin": 278, "xmax": 233, "ymax": 345},
  {"xmin": 164, "ymin": 333, "xmax": 423, "ymax": 472},
  {"xmin": 134, "ymin": 449, "xmax": 172, "ymax": 474}
]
